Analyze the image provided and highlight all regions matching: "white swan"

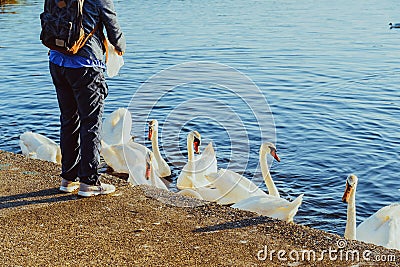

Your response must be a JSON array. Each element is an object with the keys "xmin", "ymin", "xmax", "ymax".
[
  {"xmin": 230, "ymin": 143, "xmax": 303, "ymax": 222},
  {"xmin": 176, "ymin": 131, "xmax": 217, "ymax": 189},
  {"xmin": 19, "ymin": 131, "xmax": 61, "ymax": 164},
  {"xmin": 128, "ymin": 151, "xmax": 168, "ymax": 190},
  {"xmin": 202, "ymin": 142, "xmax": 282, "ymax": 205},
  {"xmin": 102, "ymin": 108, "xmax": 132, "ymax": 146},
  {"xmin": 342, "ymin": 174, "xmax": 400, "ymax": 250},
  {"xmin": 148, "ymin": 119, "xmax": 171, "ymax": 178}
]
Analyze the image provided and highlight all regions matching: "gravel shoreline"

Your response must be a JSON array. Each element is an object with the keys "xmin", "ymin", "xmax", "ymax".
[{"xmin": 0, "ymin": 150, "xmax": 399, "ymax": 266}]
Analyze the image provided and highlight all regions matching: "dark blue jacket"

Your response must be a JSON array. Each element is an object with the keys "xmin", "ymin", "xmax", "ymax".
[{"xmin": 78, "ymin": 0, "xmax": 126, "ymax": 61}]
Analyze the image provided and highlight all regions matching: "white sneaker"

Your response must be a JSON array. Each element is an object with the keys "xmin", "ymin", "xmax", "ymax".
[
  {"xmin": 78, "ymin": 183, "xmax": 116, "ymax": 197},
  {"xmin": 59, "ymin": 179, "xmax": 80, "ymax": 193}
]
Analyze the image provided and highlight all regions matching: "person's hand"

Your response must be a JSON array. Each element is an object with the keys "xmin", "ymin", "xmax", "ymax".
[{"xmin": 115, "ymin": 49, "xmax": 124, "ymax": 56}]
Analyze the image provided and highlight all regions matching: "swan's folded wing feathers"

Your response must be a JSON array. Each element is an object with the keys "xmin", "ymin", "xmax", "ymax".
[
  {"xmin": 19, "ymin": 139, "xmax": 30, "ymax": 156},
  {"xmin": 232, "ymin": 195, "xmax": 302, "ymax": 222},
  {"xmin": 357, "ymin": 203, "xmax": 400, "ymax": 250},
  {"xmin": 388, "ymin": 211, "xmax": 400, "ymax": 249},
  {"xmin": 196, "ymin": 142, "xmax": 217, "ymax": 174},
  {"xmin": 207, "ymin": 169, "xmax": 262, "ymax": 195}
]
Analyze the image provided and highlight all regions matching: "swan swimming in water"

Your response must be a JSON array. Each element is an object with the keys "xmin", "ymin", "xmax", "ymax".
[
  {"xmin": 203, "ymin": 142, "xmax": 282, "ymax": 204},
  {"xmin": 19, "ymin": 131, "xmax": 61, "ymax": 164},
  {"xmin": 176, "ymin": 131, "xmax": 217, "ymax": 189},
  {"xmin": 230, "ymin": 143, "xmax": 303, "ymax": 222},
  {"xmin": 342, "ymin": 174, "xmax": 400, "ymax": 250}
]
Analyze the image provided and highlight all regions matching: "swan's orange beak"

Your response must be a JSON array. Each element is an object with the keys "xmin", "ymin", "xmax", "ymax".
[
  {"xmin": 193, "ymin": 141, "xmax": 200, "ymax": 154},
  {"xmin": 270, "ymin": 150, "xmax": 281, "ymax": 162},
  {"xmin": 342, "ymin": 181, "xmax": 352, "ymax": 203},
  {"xmin": 148, "ymin": 127, "xmax": 153, "ymax": 141}
]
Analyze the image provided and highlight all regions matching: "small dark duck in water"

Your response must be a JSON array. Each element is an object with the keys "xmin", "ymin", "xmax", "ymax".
[{"xmin": 389, "ymin": 22, "xmax": 400, "ymax": 29}]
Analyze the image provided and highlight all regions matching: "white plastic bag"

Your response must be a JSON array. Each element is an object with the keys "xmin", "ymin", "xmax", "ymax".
[{"xmin": 106, "ymin": 40, "xmax": 124, "ymax": 78}]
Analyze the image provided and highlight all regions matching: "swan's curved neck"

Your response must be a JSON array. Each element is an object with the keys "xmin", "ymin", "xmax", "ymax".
[
  {"xmin": 187, "ymin": 134, "xmax": 195, "ymax": 161},
  {"xmin": 151, "ymin": 126, "xmax": 163, "ymax": 162},
  {"xmin": 345, "ymin": 185, "xmax": 357, "ymax": 240},
  {"xmin": 260, "ymin": 149, "xmax": 280, "ymax": 198}
]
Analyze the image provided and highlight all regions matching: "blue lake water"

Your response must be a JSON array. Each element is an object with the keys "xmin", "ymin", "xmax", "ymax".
[{"xmin": 0, "ymin": 0, "xmax": 399, "ymax": 236}]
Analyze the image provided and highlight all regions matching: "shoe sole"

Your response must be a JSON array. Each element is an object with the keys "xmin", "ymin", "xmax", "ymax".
[
  {"xmin": 59, "ymin": 185, "xmax": 80, "ymax": 193},
  {"xmin": 77, "ymin": 189, "xmax": 116, "ymax": 197}
]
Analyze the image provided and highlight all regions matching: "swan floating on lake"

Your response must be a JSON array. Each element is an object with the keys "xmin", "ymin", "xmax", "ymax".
[
  {"xmin": 342, "ymin": 174, "xmax": 400, "ymax": 250},
  {"xmin": 204, "ymin": 142, "xmax": 282, "ymax": 204},
  {"xmin": 176, "ymin": 131, "xmax": 217, "ymax": 189},
  {"xmin": 230, "ymin": 143, "xmax": 303, "ymax": 222},
  {"xmin": 19, "ymin": 131, "xmax": 61, "ymax": 164},
  {"xmin": 102, "ymin": 108, "xmax": 132, "ymax": 146},
  {"xmin": 148, "ymin": 119, "xmax": 171, "ymax": 178}
]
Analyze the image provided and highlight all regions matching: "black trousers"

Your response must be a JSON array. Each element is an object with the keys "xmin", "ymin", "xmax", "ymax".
[{"xmin": 50, "ymin": 62, "xmax": 108, "ymax": 185}]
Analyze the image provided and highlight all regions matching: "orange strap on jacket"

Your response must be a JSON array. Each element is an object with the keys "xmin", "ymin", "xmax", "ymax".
[{"xmin": 68, "ymin": 23, "xmax": 99, "ymax": 54}]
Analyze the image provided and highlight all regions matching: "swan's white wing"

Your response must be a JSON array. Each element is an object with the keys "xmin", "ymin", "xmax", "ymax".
[
  {"xmin": 101, "ymin": 144, "xmax": 127, "ymax": 173},
  {"xmin": 20, "ymin": 132, "xmax": 60, "ymax": 162},
  {"xmin": 127, "ymin": 164, "xmax": 149, "ymax": 186},
  {"xmin": 232, "ymin": 194, "xmax": 303, "ymax": 222},
  {"xmin": 357, "ymin": 203, "xmax": 400, "ymax": 250},
  {"xmin": 154, "ymin": 154, "xmax": 171, "ymax": 178},
  {"xmin": 102, "ymin": 108, "xmax": 132, "ymax": 145},
  {"xmin": 126, "ymin": 140, "xmax": 161, "ymax": 171},
  {"xmin": 197, "ymin": 142, "xmax": 217, "ymax": 174},
  {"xmin": 36, "ymin": 145, "xmax": 57, "ymax": 163},
  {"xmin": 206, "ymin": 169, "xmax": 264, "ymax": 196},
  {"xmin": 177, "ymin": 142, "xmax": 217, "ymax": 189},
  {"xmin": 20, "ymin": 132, "xmax": 58, "ymax": 151},
  {"xmin": 19, "ymin": 139, "xmax": 30, "ymax": 156},
  {"xmin": 177, "ymin": 163, "xmax": 195, "ymax": 189},
  {"xmin": 232, "ymin": 195, "xmax": 289, "ymax": 214},
  {"xmin": 150, "ymin": 168, "xmax": 169, "ymax": 190},
  {"xmin": 194, "ymin": 186, "xmax": 237, "ymax": 205},
  {"xmin": 203, "ymin": 171, "xmax": 266, "ymax": 204},
  {"xmin": 126, "ymin": 139, "xmax": 150, "ymax": 154},
  {"xmin": 20, "ymin": 132, "xmax": 40, "ymax": 152},
  {"xmin": 101, "ymin": 142, "xmax": 147, "ymax": 174}
]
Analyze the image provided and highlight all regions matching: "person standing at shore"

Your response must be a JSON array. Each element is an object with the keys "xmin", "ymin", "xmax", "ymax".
[{"xmin": 41, "ymin": 0, "xmax": 126, "ymax": 197}]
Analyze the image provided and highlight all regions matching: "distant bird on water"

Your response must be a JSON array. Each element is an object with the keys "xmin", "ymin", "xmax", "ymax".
[{"xmin": 389, "ymin": 22, "xmax": 400, "ymax": 29}]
